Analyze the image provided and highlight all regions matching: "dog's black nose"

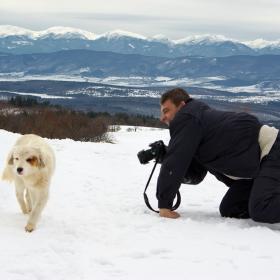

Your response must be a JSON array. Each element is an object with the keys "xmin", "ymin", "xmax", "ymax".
[{"xmin": 17, "ymin": 167, "xmax": 23, "ymax": 173}]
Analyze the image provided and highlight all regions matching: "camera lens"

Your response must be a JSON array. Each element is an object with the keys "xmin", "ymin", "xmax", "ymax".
[{"xmin": 137, "ymin": 149, "xmax": 155, "ymax": 164}]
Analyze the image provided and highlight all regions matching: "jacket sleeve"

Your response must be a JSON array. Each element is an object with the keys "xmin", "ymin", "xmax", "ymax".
[
  {"xmin": 156, "ymin": 113, "xmax": 203, "ymax": 209},
  {"xmin": 182, "ymin": 157, "xmax": 207, "ymax": 185}
]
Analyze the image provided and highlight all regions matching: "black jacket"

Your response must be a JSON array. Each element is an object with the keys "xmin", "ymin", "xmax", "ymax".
[{"xmin": 156, "ymin": 99, "xmax": 263, "ymax": 209}]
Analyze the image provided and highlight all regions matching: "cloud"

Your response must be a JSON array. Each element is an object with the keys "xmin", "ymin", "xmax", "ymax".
[{"xmin": 1, "ymin": 0, "xmax": 280, "ymax": 41}]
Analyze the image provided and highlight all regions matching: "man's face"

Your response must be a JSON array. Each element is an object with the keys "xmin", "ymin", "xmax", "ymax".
[{"xmin": 160, "ymin": 99, "xmax": 185, "ymax": 125}]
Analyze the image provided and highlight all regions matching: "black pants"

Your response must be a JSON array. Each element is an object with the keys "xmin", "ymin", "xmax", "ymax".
[{"xmin": 220, "ymin": 132, "xmax": 280, "ymax": 223}]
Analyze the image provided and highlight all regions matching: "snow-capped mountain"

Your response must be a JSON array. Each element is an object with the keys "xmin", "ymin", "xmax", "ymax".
[
  {"xmin": 243, "ymin": 38, "xmax": 280, "ymax": 55},
  {"xmin": 0, "ymin": 25, "xmax": 99, "ymax": 40},
  {"xmin": 174, "ymin": 34, "xmax": 236, "ymax": 45},
  {"xmin": 1, "ymin": 25, "xmax": 280, "ymax": 57},
  {"xmin": 99, "ymin": 29, "xmax": 147, "ymax": 41},
  {"xmin": 149, "ymin": 34, "xmax": 175, "ymax": 46}
]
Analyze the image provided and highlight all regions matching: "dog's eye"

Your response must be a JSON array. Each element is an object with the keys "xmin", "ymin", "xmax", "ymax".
[
  {"xmin": 15, "ymin": 158, "xmax": 19, "ymax": 161},
  {"xmin": 26, "ymin": 158, "xmax": 32, "ymax": 162}
]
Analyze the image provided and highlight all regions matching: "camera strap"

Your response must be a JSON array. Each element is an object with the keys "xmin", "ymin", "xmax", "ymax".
[{"xmin": 143, "ymin": 160, "xmax": 181, "ymax": 213}]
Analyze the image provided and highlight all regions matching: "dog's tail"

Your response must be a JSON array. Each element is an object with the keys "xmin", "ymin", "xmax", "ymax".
[{"xmin": 1, "ymin": 166, "xmax": 14, "ymax": 183}]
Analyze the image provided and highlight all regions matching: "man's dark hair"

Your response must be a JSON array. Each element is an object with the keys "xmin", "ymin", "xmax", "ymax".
[{"xmin": 160, "ymin": 88, "xmax": 191, "ymax": 106}]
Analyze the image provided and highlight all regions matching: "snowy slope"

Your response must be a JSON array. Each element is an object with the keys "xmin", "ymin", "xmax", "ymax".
[{"xmin": 0, "ymin": 127, "xmax": 280, "ymax": 279}]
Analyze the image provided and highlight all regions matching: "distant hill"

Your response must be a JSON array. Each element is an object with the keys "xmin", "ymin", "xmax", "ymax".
[{"xmin": 0, "ymin": 49, "xmax": 280, "ymax": 84}]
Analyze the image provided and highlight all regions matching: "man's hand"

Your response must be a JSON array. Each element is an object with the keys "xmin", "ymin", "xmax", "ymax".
[{"xmin": 159, "ymin": 208, "xmax": 180, "ymax": 219}]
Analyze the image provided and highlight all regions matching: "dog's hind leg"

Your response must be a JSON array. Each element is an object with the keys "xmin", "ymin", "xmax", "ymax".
[
  {"xmin": 14, "ymin": 177, "xmax": 28, "ymax": 214},
  {"xmin": 25, "ymin": 187, "xmax": 49, "ymax": 232}
]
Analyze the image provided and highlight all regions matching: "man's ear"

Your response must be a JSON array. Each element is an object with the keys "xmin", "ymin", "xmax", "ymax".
[{"xmin": 179, "ymin": 101, "xmax": 185, "ymax": 109}]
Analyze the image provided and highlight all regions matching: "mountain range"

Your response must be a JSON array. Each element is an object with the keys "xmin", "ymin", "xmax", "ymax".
[
  {"xmin": 1, "ymin": 49, "xmax": 279, "ymax": 82},
  {"xmin": 1, "ymin": 25, "xmax": 280, "ymax": 58},
  {"xmin": 1, "ymin": 49, "xmax": 280, "ymax": 105}
]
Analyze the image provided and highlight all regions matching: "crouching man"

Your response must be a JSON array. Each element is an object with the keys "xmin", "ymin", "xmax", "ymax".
[{"xmin": 157, "ymin": 87, "xmax": 280, "ymax": 223}]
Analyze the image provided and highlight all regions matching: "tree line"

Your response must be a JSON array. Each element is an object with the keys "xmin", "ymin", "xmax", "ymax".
[
  {"xmin": 9, "ymin": 95, "xmax": 50, "ymax": 107},
  {"xmin": 0, "ymin": 96, "xmax": 167, "ymax": 142}
]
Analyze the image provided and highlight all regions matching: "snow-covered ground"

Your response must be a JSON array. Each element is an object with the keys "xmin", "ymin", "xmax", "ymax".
[
  {"xmin": 0, "ymin": 127, "xmax": 280, "ymax": 280},
  {"xmin": 1, "ymin": 74, "xmax": 280, "ymax": 101}
]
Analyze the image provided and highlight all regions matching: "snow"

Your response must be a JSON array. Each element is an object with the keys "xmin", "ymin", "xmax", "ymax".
[
  {"xmin": 0, "ymin": 25, "xmax": 146, "ymax": 41},
  {"xmin": 0, "ymin": 25, "xmax": 99, "ymax": 40},
  {"xmin": 149, "ymin": 35, "xmax": 175, "ymax": 46},
  {"xmin": 0, "ymin": 90, "xmax": 73, "ymax": 99},
  {"xmin": 34, "ymin": 27, "xmax": 99, "ymax": 40},
  {"xmin": 99, "ymin": 29, "xmax": 147, "ymax": 41},
  {"xmin": 243, "ymin": 38, "xmax": 280, "ymax": 50},
  {"xmin": 174, "ymin": 34, "xmax": 237, "ymax": 45},
  {"xmin": 1, "ymin": 127, "xmax": 280, "ymax": 279},
  {"xmin": 243, "ymin": 38, "xmax": 273, "ymax": 49},
  {"xmin": 0, "ymin": 25, "xmax": 35, "ymax": 38}
]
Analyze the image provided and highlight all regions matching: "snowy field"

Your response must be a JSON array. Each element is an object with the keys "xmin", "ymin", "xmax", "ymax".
[
  {"xmin": 1, "ymin": 74, "xmax": 280, "ymax": 98},
  {"xmin": 0, "ymin": 126, "xmax": 280, "ymax": 279}
]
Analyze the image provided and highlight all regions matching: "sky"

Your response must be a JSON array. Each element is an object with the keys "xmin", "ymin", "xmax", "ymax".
[
  {"xmin": 1, "ymin": 126, "xmax": 280, "ymax": 279},
  {"xmin": 0, "ymin": 0, "xmax": 280, "ymax": 41}
]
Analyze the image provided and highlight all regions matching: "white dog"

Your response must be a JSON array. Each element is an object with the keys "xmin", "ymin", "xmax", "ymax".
[{"xmin": 2, "ymin": 134, "xmax": 55, "ymax": 232}]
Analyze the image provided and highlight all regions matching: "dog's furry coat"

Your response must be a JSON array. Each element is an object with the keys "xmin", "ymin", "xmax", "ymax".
[{"xmin": 2, "ymin": 134, "xmax": 55, "ymax": 232}]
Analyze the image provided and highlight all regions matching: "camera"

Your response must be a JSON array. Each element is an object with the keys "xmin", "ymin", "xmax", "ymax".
[{"xmin": 137, "ymin": 140, "xmax": 166, "ymax": 164}]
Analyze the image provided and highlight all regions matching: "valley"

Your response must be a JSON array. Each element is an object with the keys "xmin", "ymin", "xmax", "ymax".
[{"xmin": 0, "ymin": 80, "xmax": 279, "ymax": 128}]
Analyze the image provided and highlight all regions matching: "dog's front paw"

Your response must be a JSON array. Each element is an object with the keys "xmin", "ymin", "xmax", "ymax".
[{"xmin": 25, "ymin": 223, "xmax": 35, "ymax": 232}]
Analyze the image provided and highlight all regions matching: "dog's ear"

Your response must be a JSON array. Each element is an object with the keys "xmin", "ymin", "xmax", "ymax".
[
  {"xmin": 38, "ymin": 155, "xmax": 45, "ymax": 168},
  {"xmin": 7, "ymin": 149, "xmax": 14, "ymax": 165}
]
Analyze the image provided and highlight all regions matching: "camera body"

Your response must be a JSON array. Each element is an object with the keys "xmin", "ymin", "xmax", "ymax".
[{"xmin": 137, "ymin": 140, "xmax": 166, "ymax": 164}]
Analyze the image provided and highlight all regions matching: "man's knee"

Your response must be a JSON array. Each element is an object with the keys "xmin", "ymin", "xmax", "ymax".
[
  {"xmin": 249, "ymin": 208, "xmax": 269, "ymax": 223},
  {"xmin": 249, "ymin": 201, "xmax": 278, "ymax": 224},
  {"xmin": 219, "ymin": 202, "xmax": 250, "ymax": 219}
]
